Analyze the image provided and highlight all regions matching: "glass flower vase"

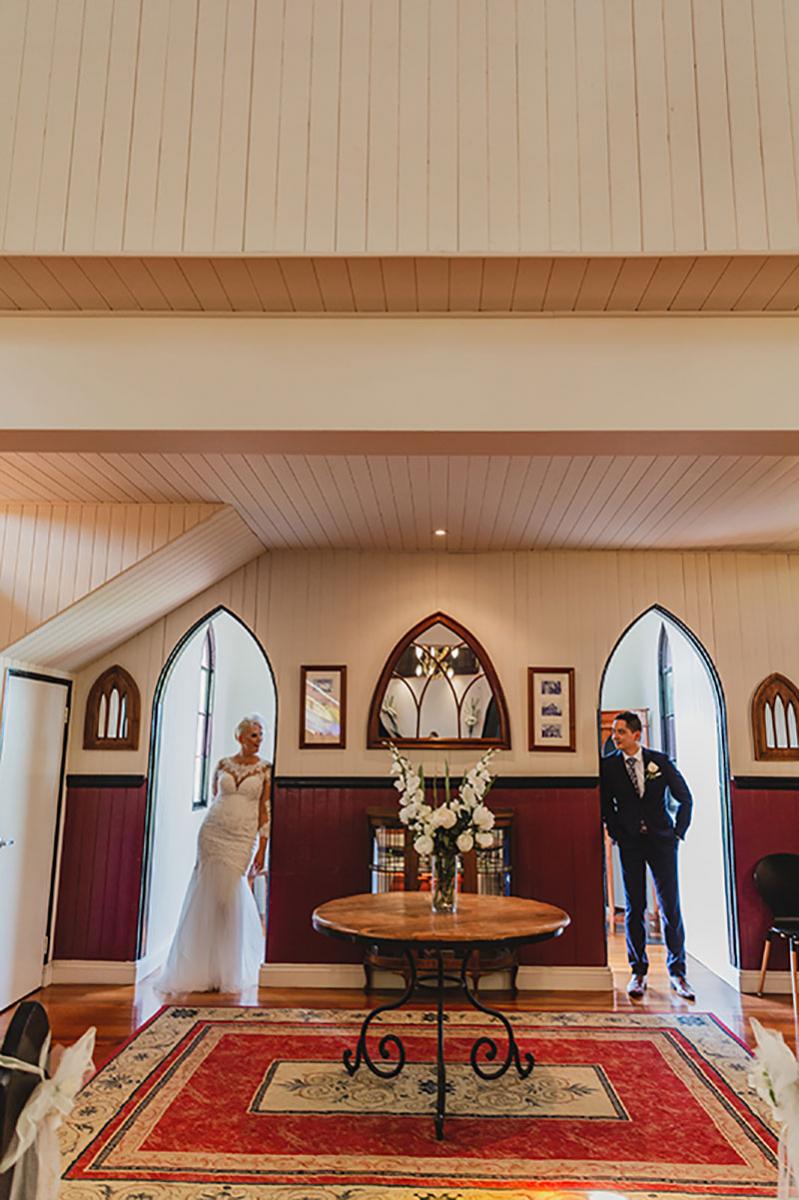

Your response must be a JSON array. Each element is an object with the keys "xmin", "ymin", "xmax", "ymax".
[{"xmin": 431, "ymin": 853, "xmax": 461, "ymax": 914}]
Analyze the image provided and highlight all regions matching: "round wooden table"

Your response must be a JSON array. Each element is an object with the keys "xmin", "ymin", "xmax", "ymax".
[{"xmin": 312, "ymin": 892, "xmax": 570, "ymax": 1139}]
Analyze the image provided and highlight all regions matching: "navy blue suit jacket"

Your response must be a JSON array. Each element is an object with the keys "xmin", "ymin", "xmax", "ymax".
[{"xmin": 600, "ymin": 747, "xmax": 693, "ymax": 847}]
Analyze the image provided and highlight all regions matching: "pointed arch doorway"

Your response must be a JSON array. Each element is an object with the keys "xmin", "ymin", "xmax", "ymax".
[
  {"xmin": 599, "ymin": 606, "xmax": 738, "ymax": 985},
  {"xmin": 138, "ymin": 607, "xmax": 278, "ymax": 976}
]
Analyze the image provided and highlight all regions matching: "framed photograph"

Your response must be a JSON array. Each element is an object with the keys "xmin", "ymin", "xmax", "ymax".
[
  {"xmin": 300, "ymin": 665, "xmax": 347, "ymax": 749},
  {"xmin": 528, "ymin": 667, "xmax": 576, "ymax": 752}
]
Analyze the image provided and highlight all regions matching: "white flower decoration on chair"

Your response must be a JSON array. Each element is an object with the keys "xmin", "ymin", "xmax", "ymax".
[
  {"xmin": 749, "ymin": 1017, "xmax": 799, "ymax": 1199},
  {"xmin": 0, "ymin": 1026, "xmax": 96, "ymax": 1200}
]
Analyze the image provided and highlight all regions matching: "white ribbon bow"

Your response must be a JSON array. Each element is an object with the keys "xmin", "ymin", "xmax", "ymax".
[
  {"xmin": 749, "ymin": 1018, "xmax": 799, "ymax": 1200},
  {"xmin": 0, "ymin": 1026, "xmax": 96, "ymax": 1200}
]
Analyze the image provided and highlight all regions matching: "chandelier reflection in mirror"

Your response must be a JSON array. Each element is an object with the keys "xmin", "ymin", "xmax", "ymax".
[{"xmin": 367, "ymin": 612, "xmax": 511, "ymax": 749}]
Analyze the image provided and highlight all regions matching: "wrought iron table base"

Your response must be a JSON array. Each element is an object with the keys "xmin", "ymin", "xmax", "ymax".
[{"xmin": 343, "ymin": 944, "xmax": 534, "ymax": 1139}]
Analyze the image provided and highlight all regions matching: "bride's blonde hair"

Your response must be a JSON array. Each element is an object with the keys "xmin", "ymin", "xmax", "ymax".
[{"xmin": 235, "ymin": 713, "xmax": 266, "ymax": 738}]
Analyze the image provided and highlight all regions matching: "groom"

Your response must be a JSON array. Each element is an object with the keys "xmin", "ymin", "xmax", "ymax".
[{"xmin": 600, "ymin": 711, "xmax": 695, "ymax": 1000}]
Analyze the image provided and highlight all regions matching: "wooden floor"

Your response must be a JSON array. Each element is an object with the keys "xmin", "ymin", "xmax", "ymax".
[{"xmin": 2, "ymin": 934, "xmax": 797, "ymax": 1066}]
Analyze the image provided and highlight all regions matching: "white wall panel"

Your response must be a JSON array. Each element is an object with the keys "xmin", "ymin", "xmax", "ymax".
[
  {"xmin": 428, "ymin": 0, "xmax": 457, "ymax": 253},
  {"xmin": 274, "ymin": 0, "xmax": 312, "ymax": 251},
  {"xmin": 3, "ymin": 0, "xmax": 59, "ymax": 251},
  {"xmin": 214, "ymin": 0, "xmax": 256, "ymax": 252},
  {"xmin": 151, "ymin": 0, "xmax": 197, "ymax": 253},
  {"xmin": 751, "ymin": 0, "xmax": 799, "ymax": 249},
  {"xmin": 66, "ymin": 547, "xmax": 799, "ymax": 783},
  {"xmin": 93, "ymin": 0, "xmax": 140, "ymax": 250},
  {"xmin": 0, "ymin": 502, "xmax": 220, "ymax": 649},
  {"xmin": 307, "ymin": 0, "xmax": 344, "ymax": 252},
  {"xmin": 662, "ymin": 0, "xmax": 704, "ymax": 250},
  {"xmin": 182, "ymin": 0, "xmax": 227, "ymax": 251},
  {"xmin": 691, "ymin": 0, "xmax": 737, "ymax": 251},
  {"xmin": 633, "ymin": 0, "xmax": 673, "ymax": 251},
  {"xmin": 398, "ymin": 0, "xmax": 429, "ymax": 251},
  {"xmin": 575, "ymin": 0, "xmax": 611, "ymax": 251},
  {"xmin": 123, "ymin": 0, "xmax": 170, "ymax": 251},
  {"xmin": 0, "ymin": 0, "xmax": 30, "ymax": 245},
  {"xmin": 1, "ymin": 0, "xmax": 798, "ymax": 254},
  {"xmin": 722, "ymin": 0, "xmax": 768, "ymax": 249},
  {"xmin": 545, "ymin": 0, "xmax": 579, "ymax": 252}
]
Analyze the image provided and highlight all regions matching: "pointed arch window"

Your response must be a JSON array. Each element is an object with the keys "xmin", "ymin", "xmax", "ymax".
[
  {"xmin": 752, "ymin": 673, "xmax": 799, "ymax": 761},
  {"xmin": 84, "ymin": 665, "xmax": 141, "ymax": 750},
  {"xmin": 367, "ymin": 612, "xmax": 511, "ymax": 749},
  {"xmin": 192, "ymin": 625, "xmax": 216, "ymax": 809},
  {"xmin": 658, "ymin": 623, "xmax": 677, "ymax": 759}
]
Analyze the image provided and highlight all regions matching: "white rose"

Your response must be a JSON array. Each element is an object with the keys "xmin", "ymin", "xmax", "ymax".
[
  {"xmin": 472, "ymin": 804, "xmax": 494, "ymax": 830},
  {"xmin": 457, "ymin": 831, "xmax": 474, "ymax": 853},
  {"xmin": 439, "ymin": 806, "xmax": 457, "ymax": 829},
  {"xmin": 475, "ymin": 831, "xmax": 494, "ymax": 848},
  {"xmin": 414, "ymin": 834, "xmax": 434, "ymax": 856}
]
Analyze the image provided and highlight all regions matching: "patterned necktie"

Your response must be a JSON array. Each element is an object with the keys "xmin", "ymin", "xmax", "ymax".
[{"xmin": 625, "ymin": 756, "xmax": 641, "ymax": 798}]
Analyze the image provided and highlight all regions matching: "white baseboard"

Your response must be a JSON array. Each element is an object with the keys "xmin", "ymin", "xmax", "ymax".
[
  {"xmin": 47, "ymin": 959, "xmax": 614, "ymax": 992},
  {"xmin": 737, "ymin": 968, "xmax": 797, "ymax": 995},
  {"xmin": 260, "ymin": 962, "xmax": 614, "ymax": 991},
  {"xmin": 516, "ymin": 965, "xmax": 614, "ymax": 991},
  {"xmin": 259, "ymin": 963, "xmax": 365, "ymax": 989},
  {"xmin": 49, "ymin": 960, "xmax": 137, "ymax": 985}
]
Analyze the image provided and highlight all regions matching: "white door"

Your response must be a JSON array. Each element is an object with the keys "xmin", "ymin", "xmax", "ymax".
[{"xmin": 0, "ymin": 672, "xmax": 69, "ymax": 1010}]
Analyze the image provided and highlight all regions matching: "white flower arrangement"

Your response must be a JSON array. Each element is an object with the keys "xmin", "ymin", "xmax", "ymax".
[
  {"xmin": 389, "ymin": 743, "xmax": 499, "ymax": 860},
  {"xmin": 749, "ymin": 1018, "xmax": 799, "ymax": 1198}
]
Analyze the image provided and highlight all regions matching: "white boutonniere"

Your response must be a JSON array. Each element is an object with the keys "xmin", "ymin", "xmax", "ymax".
[{"xmin": 645, "ymin": 761, "xmax": 662, "ymax": 780}]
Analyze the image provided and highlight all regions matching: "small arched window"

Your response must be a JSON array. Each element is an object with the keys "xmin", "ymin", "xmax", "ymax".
[
  {"xmin": 192, "ymin": 625, "xmax": 216, "ymax": 809},
  {"xmin": 84, "ymin": 665, "xmax": 141, "ymax": 750},
  {"xmin": 752, "ymin": 673, "xmax": 799, "ymax": 761}
]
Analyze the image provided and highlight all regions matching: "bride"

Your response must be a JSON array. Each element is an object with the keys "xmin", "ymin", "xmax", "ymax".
[{"xmin": 158, "ymin": 714, "xmax": 272, "ymax": 993}]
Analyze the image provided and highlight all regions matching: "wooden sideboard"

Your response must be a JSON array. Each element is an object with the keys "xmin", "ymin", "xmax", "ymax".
[{"xmin": 364, "ymin": 809, "xmax": 518, "ymax": 992}]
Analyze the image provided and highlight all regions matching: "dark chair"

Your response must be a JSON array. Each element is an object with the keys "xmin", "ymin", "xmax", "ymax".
[
  {"xmin": 753, "ymin": 854, "xmax": 799, "ymax": 1022},
  {"xmin": 0, "ymin": 1001, "xmax": 50, "ymax": 1200}
]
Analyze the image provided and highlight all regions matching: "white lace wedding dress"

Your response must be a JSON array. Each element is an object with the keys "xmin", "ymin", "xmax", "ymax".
[{"xmin": 158, "ymin": 757, "xmax": 271, "ymax": 993}]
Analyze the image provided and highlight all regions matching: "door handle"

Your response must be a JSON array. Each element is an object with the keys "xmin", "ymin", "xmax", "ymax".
[{"xmin": 0, "ymin": 838, "xmax": 14, "ymax": 848}]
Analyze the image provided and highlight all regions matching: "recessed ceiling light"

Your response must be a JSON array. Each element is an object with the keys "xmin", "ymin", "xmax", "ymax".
[{"xmin": 433, "ymin": 528, "xmax": 447, "ymax": 536}]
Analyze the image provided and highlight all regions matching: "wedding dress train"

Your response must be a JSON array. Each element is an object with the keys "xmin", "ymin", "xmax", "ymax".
[{"xmin": 158, "ymin": 758, "xmax": 270, "ymax": 993}]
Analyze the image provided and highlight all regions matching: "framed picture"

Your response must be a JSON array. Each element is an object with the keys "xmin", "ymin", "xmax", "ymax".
[
  {"xmin": 300, "ymin": 665, "xmax": 347, "ymax": 749},
  {"xmin": 528, "ymin": 667, "xmax": 576, "ymax": 752}
]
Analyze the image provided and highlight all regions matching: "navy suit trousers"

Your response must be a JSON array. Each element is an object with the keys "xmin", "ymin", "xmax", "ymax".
[{"xmin": 618, "ymin": 833, "xmax": 686, "ymax": 976}]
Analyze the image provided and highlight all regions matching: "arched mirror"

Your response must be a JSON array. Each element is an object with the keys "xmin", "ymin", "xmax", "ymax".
[{"xmin": 367, "ymin": 612, "xmax": 511, "ymax": 749}]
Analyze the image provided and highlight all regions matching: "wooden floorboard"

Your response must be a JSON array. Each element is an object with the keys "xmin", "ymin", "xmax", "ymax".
[{"xmin": 2, "ymin": 937, "xmax": 797, "ymax": 1065}]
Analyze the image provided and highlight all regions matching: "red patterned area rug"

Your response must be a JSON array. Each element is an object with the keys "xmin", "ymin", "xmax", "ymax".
[{"xmin": 61, "ymin": 1007, "xmax": 778, "ymax": 1200}]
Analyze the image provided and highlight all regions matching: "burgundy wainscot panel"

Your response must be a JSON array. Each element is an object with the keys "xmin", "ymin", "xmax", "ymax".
[
  {"xmin": 731, "ymin": 779, "xmax": 799, "ymax": 971},
  {"xmin": 267, "ymin": 780, "xmax": 606, "ymax": 969},
  {"xmin": 54, "ymin": 776, "xmax": 147, "ymax": 961}
]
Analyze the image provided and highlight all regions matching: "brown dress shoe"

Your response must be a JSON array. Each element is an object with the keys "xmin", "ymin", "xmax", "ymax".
[
  {"xmin": 627, "ymin": 974, "xmax": 647, "ymax": 998},
  {"xmin": 669, "ymin": 975, "xmax": 696, "ymax": 1000}
]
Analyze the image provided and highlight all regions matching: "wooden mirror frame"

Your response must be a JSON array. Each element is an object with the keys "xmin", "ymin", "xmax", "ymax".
[
  {"xmin": 751, "ymin": 671, "xmax": 799, "ymax": 761},
  {"xmin": 367, "ymin": 611, "xmax": 511, "ymax": 749}
]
